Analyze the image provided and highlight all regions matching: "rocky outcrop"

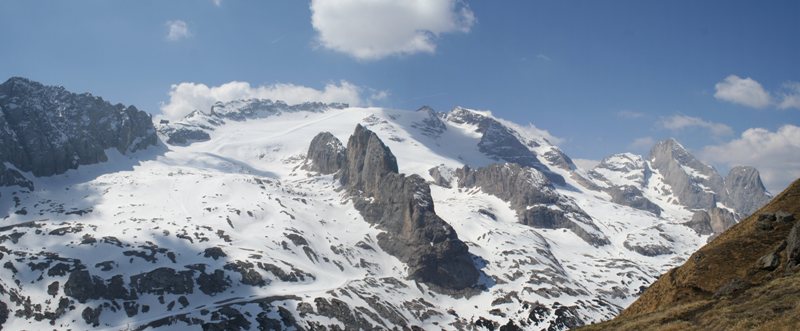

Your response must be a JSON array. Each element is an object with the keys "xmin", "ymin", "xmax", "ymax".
[
  {"xmin": 607, "ymin": 185, "xmax": 662, "ymax": 216},
  {"xmin": 411, "ymin": 106, "xmax": 447, "ymax": 138},
  {"xmin": 306, "ymin": 124, "xmax": 480, "ymax": 293},
  {"xmin": 684, "ymin": 207, "xmax": 737, "ymax": 240},
  {"xmin": 0, "ymin": 162, "xmax": 33, "ymax": 190},
  {"xmin": 649, "ymin": 139, "xmax": 725, "ymax": 210},
  {"xmin": 724, "ymin": 166, "xmax": 771, "ymax": 217},
  {"xmin": 0, "ymin": 77, "xmax": 157, "ymax": 179},
  {"xmin": 445, "ymin": 107, "xmax": 565, "ymax": 185},
  {"xmin": 454, "ymin": 163, "xmax": 609, "ymax": 246},
  {"xmin": 303, "ymin": 132, "xmax": 346, "ymax": 174}
]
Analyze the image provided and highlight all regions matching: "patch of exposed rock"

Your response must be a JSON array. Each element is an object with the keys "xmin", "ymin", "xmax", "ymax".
[
  {"xmin": 303, "ymin": 132, "xmax": 346, "ymax": 175},
  {"xmin": 607, "ymin": 185, "xmax": 662, "ymax": 216},
  {"xmin": 684, "ymin": 207, "xmax": 737, "ymax": 241},
  {"xmin": 445, "ymin": 107, "xmax": 565, "ymax": 185},
  {"xmin": 453, "ymin": 163, "xmax": 609, "ymax": 246}
]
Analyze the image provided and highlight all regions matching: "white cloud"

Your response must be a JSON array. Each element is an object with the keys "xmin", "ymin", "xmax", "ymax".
[
  {"xmin": 310, "ymin": 0, "xmax": 475, "ymax": 60},
  {"xmin": 778, "ymin": 82, "xmax": 800, "ymax": 110},
  {"xmin": 166, "ymin": 20, "xmax": 190, "ymax": 41},
  {"xmin": 211, "ymin": 0, "xmax": 222, "ymax": 6},
  {"xmin": 629, "ymin": 136, "xmax": 656, "ymax": 150},
  {"xmin": 535, "ymin": 53, "xmax": 552, "ymax": 62},
  {"xmin": 660, "ymin": 115, "xmax": 733, "ymax": 137},
  {"xmin": 714, "ymin": 75, "xmax": 771, "ymax": 109},
  {"xmin": 617, "ymin": 110, "xmax": 645, "ymax": 119},
  {"xmin": 699, "ymin": 124, "xmax": 800, "ymax": 193},
  {"xmin": 160, "ymin": 80, "xmax": 380, "ymax": 119}
]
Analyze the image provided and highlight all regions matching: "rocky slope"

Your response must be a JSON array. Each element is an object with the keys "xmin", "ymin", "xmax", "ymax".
[
  {"xmin": 579, "ymin": 178, "xmax": 800, "ymax": 331},
  {"xmin": 0, "ymin": 77, "xmax": 778, "ymax": 330},
  {"xmin": 0, "ymin": 77, "xmax": 157, "ymax": 180}
]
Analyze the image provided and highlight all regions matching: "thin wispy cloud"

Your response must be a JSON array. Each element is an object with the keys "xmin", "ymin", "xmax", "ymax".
[
  {"xmin": 617, "ymin": 110, "xmax": 645, "ymax": 119},
  {"xmin": 535, "ymin": 53, "xmax": 552, "ymax": 62},
  {"xmin": 309, "ymin": 0, "xmax": 475, "ymax": 60},
  {"xmin": 166, "ymin": 20, "xmax": 190, "ymax": 41},
  {"xmin": 660, "ymin": 115, "xmax": 733, "ymax": 137}
]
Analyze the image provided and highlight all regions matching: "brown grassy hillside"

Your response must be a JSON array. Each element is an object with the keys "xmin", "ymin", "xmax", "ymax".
[{"xmin": 580, "ymin": 178, "xmax": 800, "ymax": 331}]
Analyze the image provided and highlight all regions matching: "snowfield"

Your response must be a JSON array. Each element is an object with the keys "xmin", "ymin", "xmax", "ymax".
[{"xmin": 0, "ymin": 105, "xmax": 717, "ymax": 330}]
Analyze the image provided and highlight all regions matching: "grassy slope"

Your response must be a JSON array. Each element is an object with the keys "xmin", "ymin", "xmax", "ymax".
[{"xmin": 580, "ymin": 178, "xmax": 800, "ymax": 331}]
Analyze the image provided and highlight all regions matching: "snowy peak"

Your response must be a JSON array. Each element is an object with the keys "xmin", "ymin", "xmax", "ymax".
[
  {"xmin": 590, "ymin": 153, "xmax": 649, "ymax": 188},
  {"xmin": 443, "ymin": 106, "xmax": 566, "ymax": 185},
  {"xmin": 649, "ymin": 138, "xmax": 725, "ymax": 210}
]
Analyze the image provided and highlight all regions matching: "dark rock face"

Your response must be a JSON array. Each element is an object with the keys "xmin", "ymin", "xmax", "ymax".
[
  {"xmin": 454, "ymin": 163, "xmax": 609, "ymax": 246},
  {"xmin": 445, "ymin": 107, "xmax": 565, "ymax": 185},
  {"xmin": 684, "ymin": 207, "xmax": 737, "ymax": 239},
  {"xmin": 130, "ymin": 267, "xmax": 194, "ymax": 295},
  {"xmin": 0, "ymin": 162, "xmax": 33, "ymax": 190},
  {"xmin": 724, "ymin": 166, "xmax": 771, "ymax": 217},
  {"xmin": 607, "ymin": 185, "xmax": 662, "ymax": 216},
  {"xmin": 649, "ymin": 139, "xmax": 724, "ymax": 210},
  {"xmin": 0, "ymin": 77, "xmax": 157, "ymax": 179},
  {"xmin": 305, "ymin": 125, "xmax": 480, "ymax": 292},
  {"xmin": 303, "ymin": 132, "xmax": 346, "ymax": 175},
  {"xmin": 623, "ymin": 240, "xmax": 673, "ymax": 257},
  {"xmin": 411, "ymin": 106, "xmax": 447, "ymax": 138}
]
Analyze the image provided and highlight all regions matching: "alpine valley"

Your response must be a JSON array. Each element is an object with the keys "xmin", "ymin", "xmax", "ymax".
[{"xmin": 0, "ymin": 77, "xmax": 774, "ymax": 330}]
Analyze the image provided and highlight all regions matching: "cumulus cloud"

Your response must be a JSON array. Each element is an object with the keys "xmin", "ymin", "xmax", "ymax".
[
  {"xmin": 699, "ymin": 125, "xmax": 800, "ymax": 193},
  {"xmin": 660, "ymin": 115, "xmax": 733, "ymax": 137},
  {"xmin": 310, "ymin": 0, "xmax": 475, "ymax": 60},
  {"xmin": 166, "ymin": 20, "xmax": 190, "ymax": 41},
  {"xmin": 160, "ymin": 80, "xmax": 381, "ymax": 119},
  {"xmin": 714, "ymin": 75, "xmax": 771, "ymax": 108},
  {"xmin": 629, "ymin": 136, "xmax": 656, "ymax": 150},
  {"xmin": 778, "ymin": 82, "xmax": 800, "ymax": 110}
]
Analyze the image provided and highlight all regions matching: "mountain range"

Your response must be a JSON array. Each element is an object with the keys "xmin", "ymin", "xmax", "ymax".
[{"xmin": 0, "ymin": 77, "xmax": 778, "ymax": 330}]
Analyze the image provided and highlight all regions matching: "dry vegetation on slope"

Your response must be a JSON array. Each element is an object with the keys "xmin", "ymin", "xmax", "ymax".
[{"xmin": 580, "ymin": 178, "xmax": 800, "ymax": 331}]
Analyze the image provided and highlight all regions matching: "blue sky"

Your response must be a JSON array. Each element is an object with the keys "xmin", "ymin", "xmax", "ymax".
[{"xmin": 1, "ymin": 0, "xmax": 798, "ymax": 191}]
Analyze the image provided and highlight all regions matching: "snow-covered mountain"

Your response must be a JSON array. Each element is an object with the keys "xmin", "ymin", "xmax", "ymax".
[{"xmin": 0, "ymin": 78, "xmax": 772, "ymax": 330}]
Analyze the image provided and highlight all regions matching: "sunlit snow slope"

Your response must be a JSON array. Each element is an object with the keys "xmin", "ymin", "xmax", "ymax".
[{"xmin": 0, "ymin": 98, "xmax": 755, "ymax": 330}]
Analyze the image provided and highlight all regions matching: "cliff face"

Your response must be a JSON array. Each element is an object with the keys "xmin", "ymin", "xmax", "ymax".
[
  {"xmin": 580, "ymin": 178, "xmax": 800, "ymax": 331},
  {"xmin": 0, "ymin": 77, "xmax": 157, "ymax": 179},
  {"xmin": 306, "ymin": 125, "xmax": 481, "ymax": 293}
]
